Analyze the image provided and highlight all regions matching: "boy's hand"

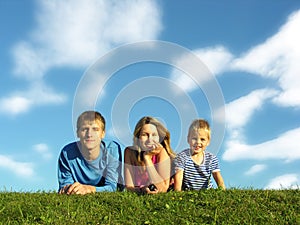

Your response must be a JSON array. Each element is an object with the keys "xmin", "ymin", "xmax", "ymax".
[{"xmin": 59, "ymin": 182, "xmax": 96, "ymax": 195}]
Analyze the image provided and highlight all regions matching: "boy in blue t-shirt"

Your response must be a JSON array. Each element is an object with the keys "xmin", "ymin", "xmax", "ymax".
[
  {"xmin": 57, "ymin": 111, "xmax": 122, "ymax": 195},
  {"xmin": 174, "ymin": 119, "xmax": 225, "ymax": 191}
]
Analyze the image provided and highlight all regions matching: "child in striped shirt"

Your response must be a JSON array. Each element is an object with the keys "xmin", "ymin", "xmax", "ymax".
[{"xmin": 174, "ymin": 119, "xmax": 225, "ymax": 191}]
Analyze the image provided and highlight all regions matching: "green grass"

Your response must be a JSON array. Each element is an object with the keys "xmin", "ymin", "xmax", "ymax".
[{"xmin": 0, "ymin": 189, "xmax": 299, "ymax": 224}]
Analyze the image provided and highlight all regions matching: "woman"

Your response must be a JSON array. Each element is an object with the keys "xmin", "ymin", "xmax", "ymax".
[{"xmin": 124, "ymin": 116, "xmax": 175, "ymax": 194}]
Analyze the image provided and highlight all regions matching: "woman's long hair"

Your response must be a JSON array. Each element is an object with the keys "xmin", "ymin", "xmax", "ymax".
[{"xmin": 132, "ymin": 116, "xmax": 175, "ymax": 164}]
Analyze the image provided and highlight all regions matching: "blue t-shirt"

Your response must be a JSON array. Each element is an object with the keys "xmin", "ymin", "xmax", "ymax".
[
  {"xmin": 57, "ymin": 139, "xmax": 122, "ymax": 192},
  {"xmin": 174, "ymin": 149, "xmax": 220, "ymax": 190}
]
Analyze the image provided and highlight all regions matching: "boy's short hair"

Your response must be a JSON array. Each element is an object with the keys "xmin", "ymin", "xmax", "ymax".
[
  {"xmin": 188, "ymin": 119, "xmax": 211, "ymax": 140},
  {"xmin": 77, "ymin": 111, "xmax": 106, "ymax": 131}
]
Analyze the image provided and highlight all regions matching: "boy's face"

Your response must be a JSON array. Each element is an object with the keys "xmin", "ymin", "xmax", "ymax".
[
  {"xmin": 77, "ymin": 120, "xmax": 105, "ymax": 152},
  {"xmin": 188, "ymin": 129, "xmax": 210, "ymax": 155}
]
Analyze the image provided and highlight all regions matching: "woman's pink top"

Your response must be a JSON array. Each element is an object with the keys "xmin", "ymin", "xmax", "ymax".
[{"xmin": 134, "ymin": 155, "xmax": 157, "ymax": 187}]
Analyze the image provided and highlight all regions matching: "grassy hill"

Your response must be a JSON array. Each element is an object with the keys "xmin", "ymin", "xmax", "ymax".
[{"xmin": 0, "ymin": 189, "xmax": 299, "ymax": 224}]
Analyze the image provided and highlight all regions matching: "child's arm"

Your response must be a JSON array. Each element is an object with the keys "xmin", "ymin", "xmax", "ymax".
[
  {"xmin": 212, "ymin": 171, "xmax": 226, "ymax": 190},
  {"xmin": 174, "ymin": 169, "xmax": 184, "ymax": 191}
]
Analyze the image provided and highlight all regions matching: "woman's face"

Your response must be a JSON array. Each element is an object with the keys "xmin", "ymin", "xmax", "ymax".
[{"xmin": 138, "ymin": 124, "xmax": 160, "ymax": 151}]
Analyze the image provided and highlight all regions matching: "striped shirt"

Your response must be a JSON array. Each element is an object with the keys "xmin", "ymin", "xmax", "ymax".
[{"xmin": 174, "ymin": 149, "xmax": 220, "ymax": 190}]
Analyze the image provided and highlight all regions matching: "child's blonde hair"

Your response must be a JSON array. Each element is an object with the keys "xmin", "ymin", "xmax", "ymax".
[{"xmin": 188, "ymin": 119, "xmax": 211, "ymax": 140}]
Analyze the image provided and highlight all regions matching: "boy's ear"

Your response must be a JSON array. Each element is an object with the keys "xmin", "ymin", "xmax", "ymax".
[{"xmin": 101, "ymin": 130, "xmax": 105, "ymax": 139}]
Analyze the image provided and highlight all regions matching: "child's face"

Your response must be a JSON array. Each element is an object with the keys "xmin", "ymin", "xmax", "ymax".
[
  {"xmin": 77, "ymin": 120, "xmax": 105, "ymax": 152},
  {"xmin": 188, "ymin": 129, "xmax": 210, "ymax": 155},
  {"xmin": 139, "ymin": 124, "xmax": 160, "ymax": 151}
]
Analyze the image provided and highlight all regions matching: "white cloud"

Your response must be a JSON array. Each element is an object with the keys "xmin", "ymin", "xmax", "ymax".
[
  {"xmin": 170, "ymin": 9, "xmax": 300, "ymax": 108},
  {"xmin": 231, "ymin": 10, "xmax": 300, "ymax": 107},
  {"xmin": 265, "ymin": 174, "xmax": 300, "ymax": 190},
  {"xmin": 225, "ymin": 88, "xmax": 278, "ymax": 136},
  {"xmin": 223, "ymin": 127, "xmax": 300, "ymax": 162},
  {"xmin": 222, "ymin": 89, "xmax": 300, "ymax": 163},
  {"xmin": 194, "ymin": 46, "xmax": 234, "ymax": 75},
  {"xmin": 12, "ymin": 0, "xmax": 162, "ymax": 79},
  {"xmin": 0, "ymin": 81, "xmax": 66, "ymax": 116},
  {"xmin": 245, "ymin": 164, "xmax": 267, "ymax": 176},
  {"xmin": 4, "ymin": 0, "xmax": 162, "ymax": 115},
  {"xmin": 220, "ymin": 10, "xmax": 300, "ymax": 165},
  {"xmin": 167, "ymin": 10, "xmax": 300, "ymax": 166},
  {"xmin": 170, "ymin": 46, "xmax": 233, "ymax": 93},
  {"xmin": 0, "ymin": 96, "xmax": 32, "ymax": 115},
  {"xmin": 0, "ymin": 155, "xmax": 34, "ymax": 177},
  {"xmin": 33, "ymin": 143, "xmax": 53, "ymax": 160}
]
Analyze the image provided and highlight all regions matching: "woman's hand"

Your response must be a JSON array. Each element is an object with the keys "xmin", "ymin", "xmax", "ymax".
[
  {"xmin": 140, "ymin": 185, "xmax": 159, "ymax": 195},
  {"xmin": 144, "ymin": 140, "xmax": 164, "ymax": 159}
]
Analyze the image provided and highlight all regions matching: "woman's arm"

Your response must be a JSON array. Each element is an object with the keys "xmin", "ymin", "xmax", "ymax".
[
  {"xmin": 124, "ymin": 147, "xmax": 144, "ymax": 193},
  {"xmin": 144, "ymin": 146, "xmax": 171, "ymax": 193},
  {"xmin": 124, "ymin": 147, "xmax": 135, "ymax": 189}
]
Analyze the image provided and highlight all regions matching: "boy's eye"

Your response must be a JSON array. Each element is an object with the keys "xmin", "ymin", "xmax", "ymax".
[{"xmin": 80, "ymin": 127, "xmax": 100, "ymax": 132}]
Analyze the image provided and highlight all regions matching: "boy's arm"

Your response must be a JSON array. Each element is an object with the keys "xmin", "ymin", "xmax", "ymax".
[
  {"xmin": 174, "ymin": 169, "xmax": 183, "ymax": 191},
  {"xmin": 95, "ymin": 179, "xmax": 117, "ymax": 192},
  {"xmin": 96, "ymin": 141, "xmax": 121, "ymax": 192},
  {"xmin": 57, "ymin": 151, "xmax": 75, "ymax": 192},
  {"xmin": 212, "ymin": 171, "xmax": 226, "ymax": 190}
]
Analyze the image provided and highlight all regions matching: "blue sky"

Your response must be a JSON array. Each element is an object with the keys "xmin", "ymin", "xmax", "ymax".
[{"xmin": 1, "ymin": 0, "xmax": 300, "ymax": 192}]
